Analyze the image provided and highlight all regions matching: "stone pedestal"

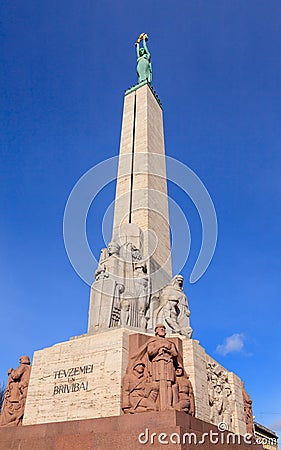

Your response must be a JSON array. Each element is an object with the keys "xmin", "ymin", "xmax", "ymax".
[
  {"xmin": 23, "ymin": 328, "xmax": 131, "ymax": 425},
  {"xmin": 0, "ymin": 411, "xmax": 262, "ymax": 450},
  {"xmin": 23, "ymin": 328, "xmax": 249, "ymax": 435}
]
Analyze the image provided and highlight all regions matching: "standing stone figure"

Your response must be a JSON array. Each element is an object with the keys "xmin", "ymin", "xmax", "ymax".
[
  {"xmin": 95, "ymin": 241, "xmax": 121, "ymax": 281},
  {"xmin": 135, "ymin": 33, "xmax": 152, "ymax": 84},
  {"xmin": 172, "ymin": 276, "xmax": 192, "ymax": 333},
  {"xmin": 133, "ymin": 262, "xmax": 150, "ymax": 329},
  {"xmin": 0, "ymin": 356, "xmax": 31, "ymax": 427},
  {"xmin": 89, "ymin": 241, "xmax": 124, "ymax": 331},
  {"xmin": 207, "ymin": 362, "xmax": 216, "ymax": 409},
  {"xmin": 120, "ymin": 243, "xmax": 149, "ymax": 329},
  {"xmin": 209, "ymin": 383, "xmax": 224, "ymax": 423},
  {"xmin": 172, "ymin": 366, "xmax": 195, "ymax": 416},
  {"xmin": 128, "ymin": 324, "xmax": 178, "ymax": 411},
  {"xmin": 119, "ymin": 297, "xmax": 130, "ymax": 326},
  {"xmin": 122, "ymin": 361, "xmax": 158, "ymax": 414},
  {"xmin": 222, "ymin": 383, "xmax": 234, "ymax": 427},
  {"xmin": 146, "ymin": 324, "xmax": 178, "ymax": 411}
]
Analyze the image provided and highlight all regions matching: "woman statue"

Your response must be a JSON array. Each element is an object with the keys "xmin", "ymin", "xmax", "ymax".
[{"xmin": 135, "ymin": 33, "xmax": 152, "ymax": 84}]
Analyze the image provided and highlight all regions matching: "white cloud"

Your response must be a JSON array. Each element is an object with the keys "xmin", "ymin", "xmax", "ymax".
[{"xmin": 215, "ymin": 333, "xmax": 245, "ymax": 356}]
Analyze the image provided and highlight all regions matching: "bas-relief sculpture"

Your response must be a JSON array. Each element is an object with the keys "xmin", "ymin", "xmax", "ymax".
[
  {"xmin": 122, "ymin": 361, "xmax": 158, "ymax": 414},
  {"xmin": 122, "ymin": 324, "xmax": 195, "ymax": 415},
  {"xmin": 0, "ymin": 356, "xmax": 31, "ymax": 427},
  {"xmin": 241, "ymin": 382, "xmax": 254, "ymax": 435},
  {"xmin": 206, "ymin": 361, "xmax": 234, "ymax": 429}
]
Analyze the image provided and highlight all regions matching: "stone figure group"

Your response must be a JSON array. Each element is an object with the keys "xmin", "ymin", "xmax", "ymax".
[
  {"xmin": 122, "ymin": 324, "xmax": 195, "ymax": 415},
  {"xmin": 0, "ymin": 356, "xmax": 31, "ymax": 427},
  {"xmin": 207, "ymin": 362, "xmax": 234, "ymax": 429},
  {"xmin": 89, "ymin": 226, "xmax": 193, "ymax": 339},
  {"xmin": 90, "ymin": 238, "xmax": 150, "ymax": 332}
]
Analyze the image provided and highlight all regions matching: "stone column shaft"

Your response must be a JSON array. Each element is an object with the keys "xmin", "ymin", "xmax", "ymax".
[{"xmin": 112, "ymin": 83, "xmax": 172, "ymax": 289}]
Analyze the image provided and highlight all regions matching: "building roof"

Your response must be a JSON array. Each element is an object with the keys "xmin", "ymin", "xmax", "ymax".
[{"xmin": 254, "ymin": 421, "xmax": 278, "ymax": 438}]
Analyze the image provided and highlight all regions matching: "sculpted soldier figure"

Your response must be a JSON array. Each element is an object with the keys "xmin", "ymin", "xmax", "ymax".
[
  {"xmin": 135, "ymin": 33, "xmax": 152, "ymax": 84},
  {"xmin": 146, "ymin": 324, "xmax": 178, "ymax": 411},
  {"xmin": 122, "ymin": 362, "xmax": 158, "ymax": 414},
  {"xmin": 0, "ymin": 356, "xmax": 31, "ymax": 427},
  {"xmin": 173, "ymin": 366, "xmax": 195, "ymax": 416}
]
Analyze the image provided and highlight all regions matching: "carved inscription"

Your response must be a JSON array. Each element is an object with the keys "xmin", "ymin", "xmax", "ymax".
[
  {"xmin": 53, "ymin": 382, "xmax": 89, "ymax": 395},
  {"xmin": 53, "ymin": 364, "xmax": 93, "ymax": 395}
]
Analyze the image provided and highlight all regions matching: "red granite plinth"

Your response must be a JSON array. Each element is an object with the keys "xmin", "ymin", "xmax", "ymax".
[{"xmin": 0, "ymin": 411, "xmax": 261, "ymax": 450}]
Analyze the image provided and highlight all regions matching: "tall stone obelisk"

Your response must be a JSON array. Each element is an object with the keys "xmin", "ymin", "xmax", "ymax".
[
  {"xmin": 87, "ymin": 34, "xmax": 192, "ymax": 338},
  {"xmin": 112, "ymin": 82, "xmax": 172, "ymax": 287}
]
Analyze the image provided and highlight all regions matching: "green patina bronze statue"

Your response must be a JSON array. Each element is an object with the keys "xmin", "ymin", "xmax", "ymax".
[{"xmin": 135, "ymin": 33, "xmax": 152, "ymax": 84}]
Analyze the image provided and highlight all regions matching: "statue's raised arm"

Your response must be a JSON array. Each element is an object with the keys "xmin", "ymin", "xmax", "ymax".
[
  {"xmin": 142, "ymin": 37, "xmax": 150, "ymax": 59},
  {"xmin": 135, "ymin": 33, "xmax": 152, "ymax": 84}
]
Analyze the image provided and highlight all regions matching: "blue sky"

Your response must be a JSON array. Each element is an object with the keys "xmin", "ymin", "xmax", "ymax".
[{"xmin": 1, "ymin": 0, "xmax": 281, "ymax": 439}]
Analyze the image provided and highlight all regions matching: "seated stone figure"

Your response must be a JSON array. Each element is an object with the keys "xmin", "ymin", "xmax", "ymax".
[
  {"xmin": 172, "ymin": 366, "xmax": 195, "ymax": 416},
  {"xmin": 122, "ymin": 362, "xmax": 158, "ymax": 414},
  {"xmin": 151, "ymin": 275, "xmax": 193, "ymax": 338}
]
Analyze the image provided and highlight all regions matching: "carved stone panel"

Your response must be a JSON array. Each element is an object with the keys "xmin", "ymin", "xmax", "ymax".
[
  {"xmin": 122, "ymin": 325, "xmax": 195, "ymax": 415},
  {"xmin": 206, "ymin": 361, "xmax": 234, "ymax": 430}
]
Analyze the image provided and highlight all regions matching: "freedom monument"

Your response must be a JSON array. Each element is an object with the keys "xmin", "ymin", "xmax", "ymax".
[{"xmin": 0, "ymin": 34, "xmax": 262, "ymax": 449}]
